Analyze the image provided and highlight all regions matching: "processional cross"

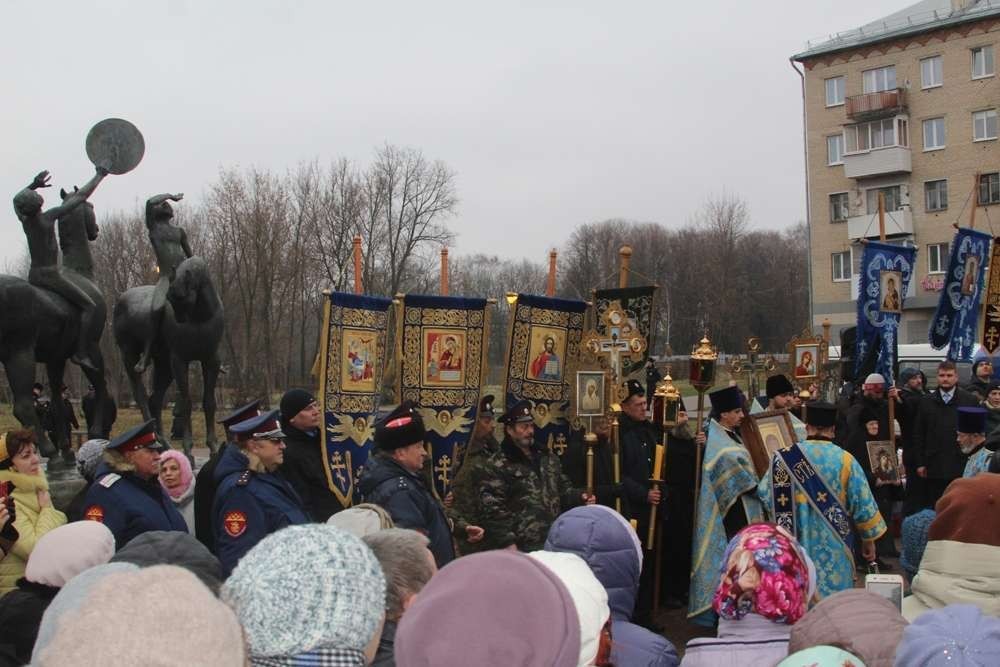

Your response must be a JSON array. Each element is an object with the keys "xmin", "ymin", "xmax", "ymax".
[
  {"xmin": 728, "ymin": 336, "xmax": 776, "ymax": 399},
  {"xmin": 582, "ymin": 301, "xmax": 648, "ymax": 394}
]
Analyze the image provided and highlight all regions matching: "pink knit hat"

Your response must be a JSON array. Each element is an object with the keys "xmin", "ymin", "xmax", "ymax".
[
  {"xmin": 25, "ymin": 521, "xmax": 115, "ymax": 588},
  {"xmin": 158, "ymin": 449, "xmax": 194, "ymax": 498}
]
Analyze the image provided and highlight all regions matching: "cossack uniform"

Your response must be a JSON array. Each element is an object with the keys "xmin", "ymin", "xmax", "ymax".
[
  {"xmin": 212, "ymin": 410, "xmax": 310, "ymax": 576},
  {"xmin": 81, "ymin": 420, "xmax": 187, "ymax": 549}
]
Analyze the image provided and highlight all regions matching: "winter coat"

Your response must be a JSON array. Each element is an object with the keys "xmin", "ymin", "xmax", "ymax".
[
  {"xmin": 371, "ymin": 619, "xmax": 396, "ymax": 667},
  {"xmin": 618, "ymin": 414, "xmax": 661, "ymax": 526},
  {"xmin": 167, "ymin": 479, "xmax": 196, "ymax": 534},
  {"xmin": 0, "ymin": 578, "xmax": 58, "ymax": 664},
  {"xmin": 911, "ymin": 387, "xmax": 980, "ymax": 480},
  {"xmin": 80, "ymin": 463, "xmax": 187, "ymax": 550},
  {"xmin": 358, "ymin": 454, "xmax": 455, "ymax": 567},
  {"xmin": 902, "ymin": 539, "xmax": 1000, "ymax": 621},
  {"xmin": 984, "ymin": 401, "xmax": 1000, "ymax": 435},
  {"xmin": 279, "ymin": 424, "xmax": 342, "ymax": 522},
  {"xmin": 545, "ymin": 506, "xmax": 679, "ymax": 667},
  {"xmin": 193, "ymin": 447, "xmax": 224, "ymax": 553},
  {"xmin": 0, "ymin": 470, "xmax": 67, "ymax": 595},
  {"xmin": 213, "ymin": 444, "xmax": 310, "ymax": 577},
  {"xmin": 681, "ymin": 615, "xmax": 789, "ymax": 667}
]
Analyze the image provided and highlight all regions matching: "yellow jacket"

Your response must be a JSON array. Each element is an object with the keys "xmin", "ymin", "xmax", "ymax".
[{"xmin": 0, "ymin": 468, "xmax": 67, "ymax": 595}]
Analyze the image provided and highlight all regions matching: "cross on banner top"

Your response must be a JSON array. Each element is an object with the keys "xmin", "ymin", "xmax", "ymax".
[{"xmin": 728, "ymin": 336, "xmax": 776, "ymax": 399}]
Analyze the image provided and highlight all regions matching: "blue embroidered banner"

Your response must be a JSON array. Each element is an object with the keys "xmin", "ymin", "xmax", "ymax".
[
  {"xmin": 856, "ymin": 241, "xmax": 916, "ymax": 385},
  {"xmin": 929, "ymin": 228, "xmax": 992, "ymax": 361},
  {"xmin": 503, "ymin": 294, "xmax": 588, "ymax": 458},
  {"xmin": 593, "ymin": 286, "xmax": 657, "ymax": 378},
  {"xmin": 318, "ymin": 292, "xmax": 393, "ymax": 509},
  {"xmin": 398, "ymin": 294, "xmax": 489, "ymax": 498}
]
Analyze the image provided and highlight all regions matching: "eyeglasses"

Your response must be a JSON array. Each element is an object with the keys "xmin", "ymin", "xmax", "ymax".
[{"xmin": 595, "ymin": 618, "xmax": 613, "ymax": 667}]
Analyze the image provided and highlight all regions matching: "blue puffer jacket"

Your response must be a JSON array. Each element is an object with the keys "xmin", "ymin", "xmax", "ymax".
[{"xmin": 545, "ymin": 505, "xmax": 679, "ymax": 667}]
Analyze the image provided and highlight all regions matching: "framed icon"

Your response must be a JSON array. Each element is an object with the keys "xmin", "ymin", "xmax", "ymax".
[
  {"xmin": 741, "ymin": 409, "xmax": 797, "ymax": 477},
  {"xmin": 576, "ymin": 371, "xmax": 606, "ymax": 417}
]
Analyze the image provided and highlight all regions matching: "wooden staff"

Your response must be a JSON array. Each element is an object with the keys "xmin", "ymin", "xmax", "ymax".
[
  {"xmin": 584, "ymin": 432, "xmax": 597, "ymax": 497},
  {"xmin": 353, "ymin": 236, "xmax": 363, "ymax": 294},
  {"xmin": 692, "ymin": 390, "xmax": 707, "ymax": 504},
  {"xmin": 547, "ymin": 249, "xmax": 558, "ymax": 296},
  {"xmin": 440, "ymin": 246, "xmax": 449, "ymax": 296},
  {"xmin": 619, "ymin": 245, "xmax": 632, "ymax": 288},
  {"xmin": 611, "ymin": 411, "xmax": 622, "ymax": 514},
  {"xmin": 878, "ymin": 193, "xmax": 897, "ymax": 443}
]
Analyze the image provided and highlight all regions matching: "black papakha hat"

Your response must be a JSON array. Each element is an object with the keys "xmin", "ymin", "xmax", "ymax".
[{"xmin": 374, "ymin": 401, "xmax": 426, "ymax": 451}]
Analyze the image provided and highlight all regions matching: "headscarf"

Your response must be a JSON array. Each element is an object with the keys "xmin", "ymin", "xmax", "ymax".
[
  {"xmin": 712, "ymin": 523, "xmax": 815, "ymax": 625},
  {"xmin": 158, "ymin": 449, "xmax": 194, "ymax": 498},
  {"xmin": 929, "ymin": 473, "xmax": 1000, "ymax": 547}
]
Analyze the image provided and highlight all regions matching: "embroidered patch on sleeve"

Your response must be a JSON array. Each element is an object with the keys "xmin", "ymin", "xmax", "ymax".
[
  {"xmin": 224, "ymin": 510, "xmax": 248, "ymax": 538},
  {"xmin": 84, "ymin": 505, "xmax": 105, "ymax": 523}
]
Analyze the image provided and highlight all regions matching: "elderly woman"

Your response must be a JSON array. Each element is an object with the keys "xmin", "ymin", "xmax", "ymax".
[
  {"xmin": 0, "ymin": 430, "xmax": 67, "ymax": 595},
  {"xmin": 159, "ymin": 450, "xmax": 196, "ymax": 533},
  {"xmin": 681, "ymin": 523, "xmax": 816, "ymax": 666}
]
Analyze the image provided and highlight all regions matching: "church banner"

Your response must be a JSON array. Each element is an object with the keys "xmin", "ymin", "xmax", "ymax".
[
  {"xmin": 593, "ymin": 286, "xmax": 657, "ymax": 378},
  {"xmin": 981, "ymin": 241, "xmax": 1000, "ymax": 355},
  {"xmin": 317, "ymin": 291, "xmax": 393, "ymax": 509},
  {"xmin": 856, "ymin": 241, "xmax": 916, "ymax": 385},
  {"xmin": 503, "ymin": 294, "xmax": 588, "ymax": 458},
  {"xmin": 397, "ymin": 294, "xmax": 489, "ymax": 498},
  {"xmin": 929, "ymin": 228, "xmax": 991, "ymax": 362}
]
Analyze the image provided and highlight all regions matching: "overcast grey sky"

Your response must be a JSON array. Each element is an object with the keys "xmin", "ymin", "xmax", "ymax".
[{"xmin": 1, "ymin": 0, "xmax": 904, "ymax": 269}]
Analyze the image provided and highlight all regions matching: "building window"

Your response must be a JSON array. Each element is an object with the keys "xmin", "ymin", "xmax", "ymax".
[
  {"xmin": 925, "ymin": 180, "xmax": 948, "ymax": 212},
  {"xmin": 866, "ymin": 185, "xmax": 903, "ymax": 214},
  {"xmin": 980, "ymin": 173, "xmax": 1000, "ymax": 205},
  {"xmin": 832, "ymin": 251, "xmax": 852, "ymax": 282},
  {"xmin": 921, "ymin": 55, "xmax": 943, "ymax": 88},
  {"xmin": 974, "ymin": 109, "xmax": 998, "ymax": 141},
  {"xmin": 830, "ymin": 193, "xmax": 850, "ymax": 222},
  {"xmin": 845, "ymin": 117, "xmax": 908, "ymax": 153},
  {"xmin": 972, "ymin": 45, "xmax": 995, "ymax": 79},
  {"xmin": 825, "ymin": 76, "xmax": 845, "ymax": 106},
  {"xmin": 827, "ymin": 134, "xmax": 844, "ymax": 165},
  {"xmin": 928, "ymin": 243, "xmax": 949, "ymax": 274},
  {"xmin": 922, "ymin": 117, "xmax": 946, "ymax": 150},
  {"xmin": 863, "ymin": 65, "xmax": 896, "ymax": 93}
]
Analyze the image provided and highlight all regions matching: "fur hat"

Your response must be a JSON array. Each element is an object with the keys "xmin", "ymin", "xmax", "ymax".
[
  {"xmin": 766, "ymin": 374, "xmax": 795, "ymax": 399},
  {"xmin": 222, "ymin": 524, "xmax": 386, "ymax": 658},
  {"xmin": 375, "ymin": 401, "xmax": 426, "ymax": 451},
  {"xmin": 34, "ymin": 565, "xmax": 245, "ymax": 666}
]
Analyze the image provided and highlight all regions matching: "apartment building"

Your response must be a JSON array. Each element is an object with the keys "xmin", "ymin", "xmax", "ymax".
[{"xmin": 793, "ymin": 0, "xmax": 1000, "ymax": 342}]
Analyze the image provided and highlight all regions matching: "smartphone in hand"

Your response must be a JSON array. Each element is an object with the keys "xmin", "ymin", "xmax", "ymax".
[{"xmin": 865, "ymin": 573, "xmax": 904, "ymax": 611}]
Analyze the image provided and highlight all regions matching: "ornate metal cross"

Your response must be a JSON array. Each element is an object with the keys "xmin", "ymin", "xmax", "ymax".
[
  {"xmin": 728, "ymin": 336, "xmax": 776, "ymax": 399},
  {"xmin": 582, "ymin": 300, "xmax": 648, "ymax": 395},
  {"xmin": 435, "ymin": 454, "xmax": 453, "ymax": 492}
]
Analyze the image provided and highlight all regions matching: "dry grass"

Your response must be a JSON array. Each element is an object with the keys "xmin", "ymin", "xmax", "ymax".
[{"xmin": 0, "ymin": 405, "xmax": 215, "ymax": 445}]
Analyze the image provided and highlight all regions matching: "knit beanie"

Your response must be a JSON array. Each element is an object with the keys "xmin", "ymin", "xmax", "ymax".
[
  {"xmin": 222, "ymin": 524, "xmax": 386, "ymax": 658},
  {"xmin": 895, "ymin": 604, "xmax": 1000, "ymax": 666},
  {"xmin": 111, "ymin": 531, "xmax": 223, "ymax": 593},
  {"xmin": 25, "ymin": 521, "xmax": 115, "ymax": 588},
  {"xmin": 789, "ymin": 589, "xmax": 907, "ymax": 667},
  {"xmin": 396, "ymin": 550, "xmax": 581, "ymax": 667},
  {"xmin": 929, "ymin": 473, "xmax": 1000, "ymax": 546},
  {"xmin": 157, "ymin": 449, "xmax": 194, "ymax": 498},
  {"xmin": 529, "ymin": 550, "xmax": 611, "ymax": 667},
  {"xmin": 900, "ymin": 509, "xmax": 936, "ymax": 581},
  {"xmin": 899, "ymin": 367, "xmax": 920, "ymax": 385},
  {"xmin": 32, "ymin": 562, "xmax": 139, "ymax": 662},
  {"xmin": 280, "ymin": 388, "xmax": 316, "ymax": 425},
  {"xmin": 34, "ymin": 565, "xmax": 245, "ymax": 667},
  {"xmin": 326, "ymin": 502, "xmax": 395, "ymax": 537},
  {"xmin": 75, "ymin": 438, "xmax": 108, "ymax": 481}
]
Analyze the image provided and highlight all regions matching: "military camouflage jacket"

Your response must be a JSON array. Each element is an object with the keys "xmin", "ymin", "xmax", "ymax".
[
  {"xmin": 447, "ymin": 432, "xmax": 500, "ymax": 554},
  {"xmin": 478, "ymin": 436, "xmax": 583, "ymax": 552}
]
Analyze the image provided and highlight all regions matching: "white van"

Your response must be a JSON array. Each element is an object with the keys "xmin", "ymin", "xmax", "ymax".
[{"xmin": 827, "ymin": 343, "xmax": 984, "ymax": 388}]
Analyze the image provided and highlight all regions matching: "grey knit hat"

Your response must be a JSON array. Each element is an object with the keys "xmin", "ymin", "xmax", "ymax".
[
  {"xmin": 75, "ymin": 438, "xmax": 109, "ymax": 480},
  {"xmin": 222, "ymin": 524, "xmax": 386, "ymax": 658}
]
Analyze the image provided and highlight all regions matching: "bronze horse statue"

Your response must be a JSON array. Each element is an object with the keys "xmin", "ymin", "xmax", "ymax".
[
  {"xmin": 114, "ymin": 255, "xmax": 223, "ymax": 455},
  {"xmin": 0, "ymin": 194, "xmax": 111, "ymax": 460}
]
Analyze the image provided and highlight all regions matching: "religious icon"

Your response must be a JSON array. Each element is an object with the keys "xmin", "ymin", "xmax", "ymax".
[
  {"xmin": 793, "ymin": 345, "xmax": 819, "ymax": 380},
  {"xmin": 576, "ymin": 371, "xmax": 605, "ymax": 417},
  {"xmin": 341, "ymin": 328, "xmax": 377, "ymax": 392},
  {"xmin": 526, "ymin": 326, "xmax": 565, "ymax": 382},
  {"xmin": 866, "ymin": 441, "xmax": 900, "ymax": 483},
  {"xmin": 961, "ymin": 255, "xmax": 979, "ymax": 296},
  {"xmin": 879, "ymin": 270, "xmax": 902, "ymax": 313},
  {"xmin": 741, "ymin": 410, "xmax": 797, "ymax": 477},
  {"xmin": 423, "ymin": 328, "xmax": 466, "ymax": 386}
]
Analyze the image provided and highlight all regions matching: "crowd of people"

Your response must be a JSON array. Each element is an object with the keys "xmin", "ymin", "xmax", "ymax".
[{"xmin": 0, "ymin": 364, "xmax": 998, "ymax": 665}]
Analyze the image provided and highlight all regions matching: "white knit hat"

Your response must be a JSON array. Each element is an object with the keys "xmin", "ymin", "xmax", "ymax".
[
  {"xmin": 222, "ymin": 524, "xmax": 386, "ymax": 658},
  {"xmin": 864, "ymin": 373, "xmax": 886, "ymax": 385},
  {"xmin": 25, "ymin": 521, "xmax": 115, "ymax": 588},
  {"xmin": 529, "ymin": 550, "xmax": 610, "ymax": 667}
]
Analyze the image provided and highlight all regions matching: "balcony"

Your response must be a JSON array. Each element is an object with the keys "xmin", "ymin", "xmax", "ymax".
[
  {"xmin": 846, "ymin": 88, "xmax": 906, "ymax": 120},
  {"xmin": 843, "ymin": 146, "xmax": 912, "ymax": 179},
  {"xmin": 846, "ymin": 208, "xmax": 913, "ymax": 241}
]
